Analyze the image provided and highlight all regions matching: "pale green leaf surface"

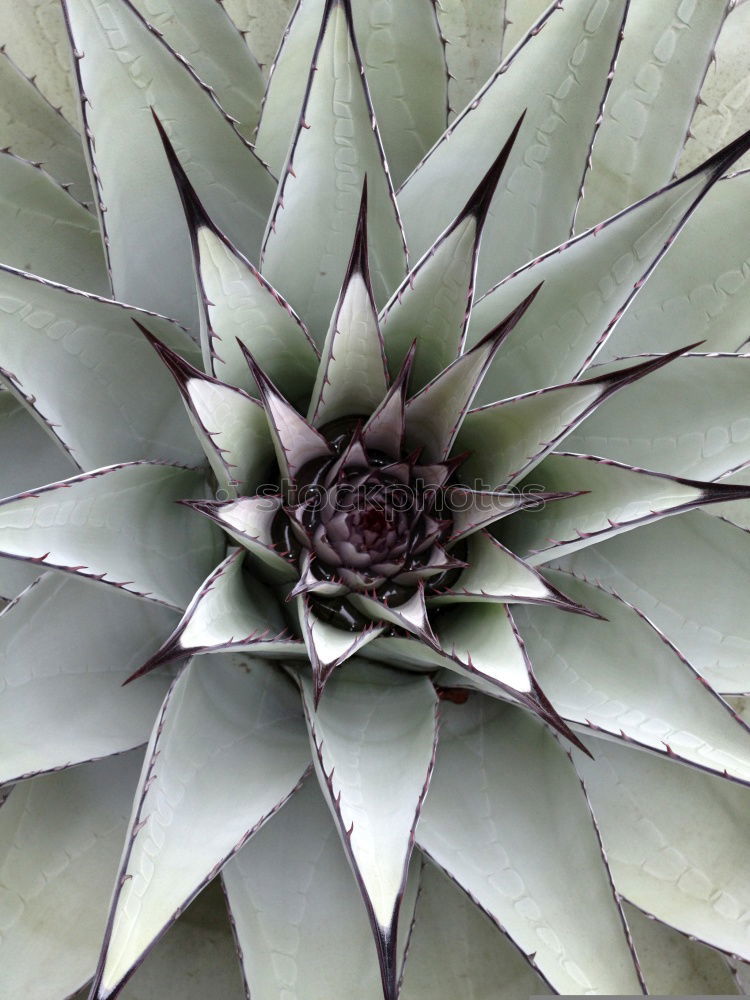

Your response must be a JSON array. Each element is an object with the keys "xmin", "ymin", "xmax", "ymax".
[
  {"xmin": 349, "ymin": 0, "xmax": 448, "ymax": 187},
  {"xmin": 0, "ymin": 572, "xmax": 175, "ymax": 782},
  {"xmin": 0, "ymin": 153, "xmax": 108, "ymax": 295},
  {"xmin": 196, "ymin": 227, "xmax": 318, "ymax": 408},
  {"xmin": 0, "ymin": 463, "xmax": 222, "ymax": 610},
  {"xmin": 0, "ymin": 266, "xmax": 205, "ymax": 469},
  {"xmin": 309, "ymin": 271, "xmax": 388, "ymax": 427},
  {"xmin": 256, "ymin": 0, "xmax": 447, "ymax": 187},
  {"xmin": 260, "ymin": 1, "xmax": 407, "ymax": 347},
  {"xmin": 298, "ymin": 596, "xmax": 383, "ymax": 678},
  {"xmin": 299, "ymin": 661, "xmax": 437, "ymax": 957},
  {"xmin": 128, "ymin": 0, "xmax": 264, "ymax": 139},
  {"xmin": 576, "ymin": 733, "xmax": 750, "ymax": 961},
  {"xmin": 601, "ymin": 176, "xmax": 750, "ymax": 359},
  {"xmin": 416, "ymin": 697, "xmax": 643, "ymax": 996},
  {"xmin": 517, "ymin": 573, "xmax": 750, "ymax": 782},
  {"xmin": 502, "ymin": 0, "xmax": 552, "ymax": 55},
  {"xmin": 624, "ymin": 902, "xmax": 740, "ymax": 996},
  {"xmin": 220, "ymin": 0, "xmax": 296, "ymax": 72},
  {"xmin": 0, "ymin": 390, "xmax": 75, "ymax": 499},
  {"xmin": 0, "ymin": 0, "xmax": 78, "ymax": 125},
  {"xmin": 380, "ymin": 214, "xmax": 477, "ymax": 390},
  {"xmin": 575, "ymin": 0, "xmax": 729, "ymax": 231},
  {"xmin": 468, "ymin": 145, "xmax": 744, "ymax": 403},
  {"xmin": 505, "ymin": 453, "xmax": 706, "ymax": 565},
  {"xmin": 554, "ymin": 512, "xmax": 750, "ymax": 695},
  {"xmin": 0, "ymin": 49, "xmax": 92, "ymax": 207},
  {"xmin": 401, "ymin": 860, "xmax": 546, "ymax": 1000},
  {"xmin": 565, "ymin": 355, "xmax": 750, "ymax": 480},
  {"xmin": 398, "ymin": 0, "xmax": 629, "ymax": 295},
  {"xmin": 679, "ymin": 1, "xmax": 750, "ymax": 174},
  {"xmin": 223, "ymin": 778, "xmax": 420, "ymax": 1000},
  {"xmin": 435, "ymin": 0, "xmax": 504, "ymax": 122},
  {"xmin": 63, "ymin": 0, "xmax": 276, "ymax": 332},
  {"xmin": 0, "ymin": 390, "xmax": 75, "ymax": 600},
  {"xmin": 0, "ymin": 751, "xmax": 142, "ymax": 1000},
  {"xmin": 95, "ymin": 655, "xmax": 310, "ymax": 998}
]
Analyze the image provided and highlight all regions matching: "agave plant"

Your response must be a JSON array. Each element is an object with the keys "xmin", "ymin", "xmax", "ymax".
[{"xmin": 2, "ymin": 0, "xmax": 750, "ymax": 997}]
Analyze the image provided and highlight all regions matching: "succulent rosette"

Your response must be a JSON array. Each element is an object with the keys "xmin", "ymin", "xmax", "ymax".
[{"xmin": 2, "ymin": 1, "xmax": 750, "ymax": 998}]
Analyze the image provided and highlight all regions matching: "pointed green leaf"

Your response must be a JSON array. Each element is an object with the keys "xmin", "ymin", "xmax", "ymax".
[
  {"xmin": 517, "ymin": 572, "xmax": 750, "ymax": 783},
  {"xmin": 458, "ymin": 349, "xmax": 692, "ymax": 490},
  {"xmin": 152, "ymin": 119, "xmax": 320, "ymax": 405},
  {"xmin": 256, "ymin": 0, "xmax": 447, "ymax": 186},
  {"xmin": 575, "ymin": 0, "xmax": 730, "ymax": 231},
  {"xmin": 429, "ymin": 528, "xmax": 585, "ymax": 612},
  {"xmin": 62, "ymin": 0, "xmax": 276, "ymax": 332},
  {"xmin": 260, "ymin": 0, "xmax": 407, "ymax": 347},
  {"xmin": 468, "ymin": 132, "xmax": 750, "ymax": 403},
  {"xmin": 308, "ymin": 188, "xmax": 389, "ymax": 427},
  {"xmin": 401, "ymin": 859, "xmax": 546, "ymax": 1000},
  {"xmin": 416, "ymin": 697, "xmax": 643, "ymax": 996},
  {"xmin": 432, "ymin": 602, "xmax": 532, "ymax": 695},
  {"xmin": 0, "ymin": 751, "xmax": 141, "ymax": 1000},
  {"xmin": 129, "ymin": 0, "xmax": 265, "ymax": 139},
  {"xmin": 91, "ymin": 655, "xmax": 310, "ymax": 1000},
  {"xmin": 404, "ymin": 287, "xmax": 541, "ymax": 461},
  {"xmin": 114, "ymin": 881, "xmax": 247, "ymax": 1000},
  {"xmin": 184, "ymin": 497, "xmax": 297, "ymax": 582},
  {"xmin": 141, "ymin": 327, "xmax": 275, "ymax": 497},
  {"xmin": 0, "ymin": 462, "xmax": 222, "ymax": 610},
  {"xmin": 134, "ymin": 550, "xmax": 298, "ymax": 674},
  {"xmin": 553, "ymin": 512, "xmax": 750, "ymax": 695},
  {"xmin": 299, "ymin": 659, "xmax": 438, "ymax": 1000},
  {"xmin": 0, "ymin": 266, "xmax": 205, "ymax": 469},
  {"xmin": 0, "ymin": 48, "xmax": 92, "ymax": 206},
  {"xmin": 505, "ymin": 453, "xmax": 750, "ymax": 566},
  {"xmin": 398, "ymin": 0, "xmax": 629, "ymax": 293},
  {"xmin": 298, "ymin": 595, "xmax": 384, "ymax": 700},
  {"xmin": 602, "ymin": 175, "xmax": 750, "ymax": 359},
  {"xmin": 223, "ymin": 778, "xmax": 420, "ymax": 1000},
  {"xmin": 565, "ymin": 354, "xmax": 750, "ymax": 480},
  {"xmin": 0, "ymin": 572, "xmax": 175, "ymax": 782},
  {"xmin": 576, "ymin": 732, "xmax": 750, "ymax": 962},
  {"xmin": 0, "ymin": 152, "xmax": 108, "ymax": 295},
  {"xmin": 382, "ymin": 116, "xmax": 524, "ymax": 391},
  {"xmin": 0, "ymin": 559, "xmax": 40, "ymax": 602}
]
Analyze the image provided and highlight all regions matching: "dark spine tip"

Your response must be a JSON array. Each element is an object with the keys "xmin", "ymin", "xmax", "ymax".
[
  {"xmin": 343, "ymin": 176, "xmax": 372, "ymax": 289},
  {"xmin": 134, "ymin": 319, "xmax": 202, "ymax": 387},
  {"xmin": 595, "ymin": 340, "xmax": 705, "ymax": 393},
  {"xmin": 123, "ymin": 638, "xmax": 182, "ymax": 685},
  {"xmin": 374, "ymin": 923, "xmax": 399, "ymax": 1000},
  {"xmin": 151, "ymin": 108, "xmax": 212, "ymax": 235},
  {"xmin": 475, "ymin": 280, "xmax": 543, "ymax": 352},
  {"xmin": 690, "ymin": 125, "xmax": 750, "ymax": 183},
  {"xmin": 458, "ymin": 110, "xmax": 526, "ymax": 231}
]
